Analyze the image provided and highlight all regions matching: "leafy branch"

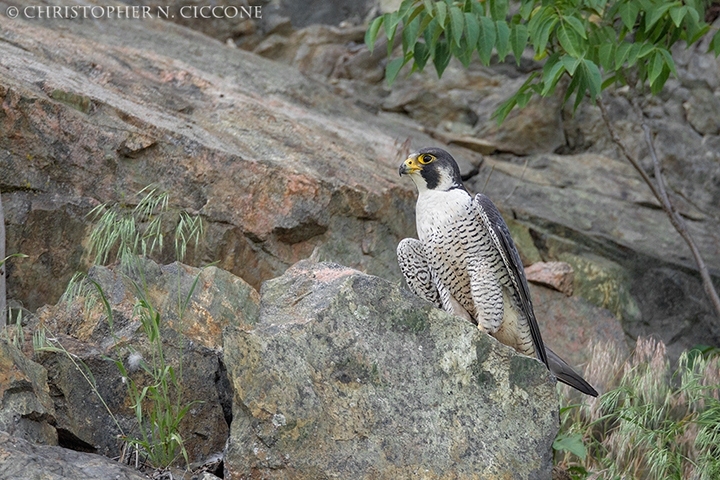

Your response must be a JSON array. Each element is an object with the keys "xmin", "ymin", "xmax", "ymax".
[{"xmin": 367, "ymin": 0, "xmax": 718, "ymax": 119}]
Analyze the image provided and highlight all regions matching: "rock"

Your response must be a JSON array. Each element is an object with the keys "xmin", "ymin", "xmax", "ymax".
[
  {"xmin": 628, "ymin": 267, "xmax": 720, "ymax": 362},
  {"xmin": 224, "ymin": 260, "xmax": 558, "ymax": 479},
  {"xmin": 526, "ymin": 261, "xmax": 574, "ymax": 296},
  {"xmin": 0, "ymin": 430, "xmax": 147, "ymax": 480},
  {"xmin": 274, "ymin": 0, "xmax": 377, "ymax": 28},
  {"xmin": 683, "ymin": 87, "xmax": 720, "ymax": 135},
  {"xmin": 531, "ymin": 284, "xmax": 630, "ymax": 371},
  {"xmin": 31, "ymin": 258, "xmax": 260, "ymax": 464},
  {"xmin": 2, "ymin": 11, "xmax": 464, "ymax": 311},
  {"xmin": 477, "ymin": 93, "xmax": 566, "ymax": 155},
  {"xmin": 0, "ymin": 339, "xmax": 57, "ymax": 445}
]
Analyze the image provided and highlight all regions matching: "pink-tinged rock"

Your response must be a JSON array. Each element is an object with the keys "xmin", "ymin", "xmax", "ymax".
[
  {"xmin": 526, "ymin": 261, "xmax": 575, "ymax": 296},
  {"xmin": 531, "ymin": 284, "xmax": 629, "ymax": 371}
]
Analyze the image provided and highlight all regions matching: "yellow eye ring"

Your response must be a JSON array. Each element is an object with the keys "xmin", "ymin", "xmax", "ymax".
[{"xmin": 418, "ymin": 154, "xmax": 434, "ymax": 164}]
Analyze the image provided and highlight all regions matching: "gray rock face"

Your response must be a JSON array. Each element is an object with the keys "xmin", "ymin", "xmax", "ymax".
[
  {"xmin": 1, "ymin": 7, "xmax": 479, "ymax": 312},
  {"xmin": 224, "ymin": 260, "xmax": 558, "ymax": 480},
  {"xmin": 0, "ymin": 430, "xmax": 148, "ymax": 480},
  {"xmin": 0, "ymin": 340, "xmax": 57, "ymax": 445}
]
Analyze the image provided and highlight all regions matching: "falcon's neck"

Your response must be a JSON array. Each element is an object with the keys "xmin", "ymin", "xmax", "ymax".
[{"xmin": 415, "ymin": 188, "xmax": 473, "ymax": 242}]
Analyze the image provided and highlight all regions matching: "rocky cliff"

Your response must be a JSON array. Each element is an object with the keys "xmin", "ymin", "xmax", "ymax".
[{"xmin": 1, "ymin": 0, "xmax": 719, "ymax": 360}]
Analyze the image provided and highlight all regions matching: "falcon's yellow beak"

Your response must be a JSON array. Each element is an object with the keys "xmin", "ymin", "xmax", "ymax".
[{"xmin": 399, "ymin": 155, "xmax": 422, "ymax": 176}]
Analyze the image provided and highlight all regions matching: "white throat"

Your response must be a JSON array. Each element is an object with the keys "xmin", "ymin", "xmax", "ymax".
[{"xmin": 415, "ymin": 188, "xmax": 472, "ymax": 242}]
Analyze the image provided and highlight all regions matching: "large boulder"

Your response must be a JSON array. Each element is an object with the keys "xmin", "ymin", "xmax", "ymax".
[{"xmin": 224, "ymin": 260, "xmax": 559, "ymax": 479}]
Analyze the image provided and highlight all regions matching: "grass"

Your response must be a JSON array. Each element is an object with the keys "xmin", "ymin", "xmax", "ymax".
[
  {"xmin": 554, "ymin": 337, "xmax": 720, "ymax": 479},
  {"xmin": 45, "ymin": 186, "xmax": 205, "ymax": 470}
]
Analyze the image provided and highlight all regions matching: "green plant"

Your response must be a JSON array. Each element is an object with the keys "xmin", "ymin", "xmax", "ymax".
[
  {"xmin": 555, "ymin": 337, "xmax": 720, "ymax": 479},
  {"xmin": 367, "ymin": 0, "xmax": 719, "ymax": 115},
  {"xmin": 367, "ymin": 0, "xmax": 720, "ymax": 320},
  {"xmin": 57, "ymin": 186, "xmax": 205, "ymax": 469},
  {"xmin": 1, "ymin": 307, "xmax": 25, "ymax": 348}
]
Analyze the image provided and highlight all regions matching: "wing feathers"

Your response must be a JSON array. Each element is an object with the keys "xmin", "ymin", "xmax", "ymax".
[{"xmin": 473, "ymin": 194, "xmax": 549, "ymax": 368}]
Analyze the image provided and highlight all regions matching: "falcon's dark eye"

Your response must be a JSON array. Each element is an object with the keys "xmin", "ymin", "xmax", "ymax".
[{"xmin": 418, "ymin": 154, "xmax": 434, "ymax": 164}]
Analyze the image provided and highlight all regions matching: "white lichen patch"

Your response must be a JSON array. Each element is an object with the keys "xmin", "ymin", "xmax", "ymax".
[
  {"xmin": 272, "ymin": 413, "xmax": 287, "ymax": 428},
  {"xmin": 439, "ymin": 332, "xmax": 477, "ymax": 386}
]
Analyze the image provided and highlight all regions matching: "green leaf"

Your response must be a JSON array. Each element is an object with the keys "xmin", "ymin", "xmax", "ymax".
[
  {"xmin": 685, "ymin": 14, "xmax": 710, "ymax": 46},
  {"xmin": 385, "ymin": 57, "xmax": 406, "ymax": 85},
  {"xmin": 651, "ymin": 66, "xmax": 670, "ymax": 95},
  {"xmin": 564, "ymin": 15, "xmax": 587, "ymax": 39},
  {"xmin": 425, "ymin": 17, "xmax": 443, "ymax": 53},
  {"xmin": 519, "ymin": 0, "xmax": 534, "ymax": 19},
  {"xmin": 493, "ymin": 94, "xmax": 518, "ymax": 123},
  {"xmin": 615, "ymin": 42, "xmax": 632, "ymax": 67},
  {"xmin": 563, "ymin": 66, "xmax": 585, "ymax": 108},
  {"xmin": 433, "ymin": 41, "xmax": 452, "ymax": 77},
  {"xmin": 637, "ymin": 42, "xmax": 655, "ymax": 59},
  {"xmin": 384, "ymin": 12, "xmax": 400, "ymax": 40},
  {"xmin": 598, "ymin": 43, "xmax": 615, "ymax": 71},
  {"xmin": 582, "ymin": 58, "xmax": 602, "ymax": 99},
  {"xmin": 536, "ymin": 16, "xmax": 559, "ymax": 56},
  {"xmin": 435, "ymin": 1, "xmax": 447, "ymax": 27},
  {"xmin": 477, "ymin": 16, "xmax": 497, "ymax": 65},
  {"xmin": 465, "ymin": 13, "xmax": 480, "ymax": 48},
  {"xmin": 658, "ymin": 48, "xmax": 677, "ymax": 76},
  {"xmin": 450, "ymin": 5, "xmax": 465, "ymax": 46},
  {"xmin": 492, "ymin": 71, "xmax": 539, "ymax": 123},
  {"xmin": 709, "ymin": 29, "xmax": 720, "ymax": 56},
  {"xmin": 414, "ymin": 41, "xmax": 430, "ymax": 70},
  {"xmin": 495, "ymin": 20, "xmax": 511, "ymax": 60},
  {"xmin": 527, "ymin": 5, "xmax": 550, "ymax": 35},
  {"xmin": 562, "ymin": 55, "xmax": 580, "ymax": 75},
  {"xmin": 553, "ymin": 433, "xmax": 588, "ymax": 460},
  {"xmin": 402, "ymin": 15, "xmax": 421, "ymax": 53},
  {"xmin": 490, "ymin": 0, "xmax": 509, "ymax": 21},
  {"xmin": 365, "ymin": 16, "xmax": 384, "ymax": 53},
  {"xmin": 648, "ymin": 50, "xmax": 664, "ymax": 86},
  {"xmin": 645, "ymin": 2, "xmax": 674, "ymax": 33},
  {"xmin": 626, "ymin": 42, "xmax": 642, "ymax": 66},
  {"xmin": 618, "ymin": 1, "xmax": 640, "ymax": 30},
  {"xmin": 541, "ymin": 53, "xmax": 566, "ymax": 95},
  {"xmin": 558, "ymin": 19, "xmax": 584, "ymax": 57},
  {"xmin": 510, "ymin": 24, "xmax": 529, "ymax": 65},
  {"xmin": 423, "ymin": 0, "xmax": 433, "ymax": 15},
  {"xmin": 669, "ymin": 5, "xmax": 687, "ymax": 27}
]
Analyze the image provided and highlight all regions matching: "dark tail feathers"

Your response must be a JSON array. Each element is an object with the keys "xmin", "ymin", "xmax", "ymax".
[{"xmin": 546, "ymin": 347, "xmax": 598, "ymax": 397}]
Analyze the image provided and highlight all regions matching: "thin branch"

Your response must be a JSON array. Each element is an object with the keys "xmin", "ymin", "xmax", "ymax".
[
  {"xmin": 504, "ymin": 157, "xmax": 530, "ymax": 203},
  {"xmin": 598, "ymin": 96, "xmax": 720, "ymax": 319}
]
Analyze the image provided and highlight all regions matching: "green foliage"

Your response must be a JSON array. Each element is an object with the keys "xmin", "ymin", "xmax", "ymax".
[
  {"xmin": 366, "ymin": 0, "xmax": 720, "ymax": 121},
  {"xmin": 555, "ymin": 338, "xmax": 720, "ymax": 479},
  {"xmin": 57, "ymin": 187, "xmax": 205, "ymax": 469},
  {"xmin": 1, "ymin": 307, "xmax": 25, "ymax": 348}
]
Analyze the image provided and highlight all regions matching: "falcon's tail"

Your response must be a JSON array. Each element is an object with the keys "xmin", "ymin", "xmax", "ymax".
[{"xmin": 546, "ymin": 347, "xmax": 598, "ymax": 397}]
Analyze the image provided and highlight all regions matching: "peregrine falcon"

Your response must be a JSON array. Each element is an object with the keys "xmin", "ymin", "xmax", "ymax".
[{"xmin": 397, "ymin": 147, "xmax": 598, "ymax": 397}]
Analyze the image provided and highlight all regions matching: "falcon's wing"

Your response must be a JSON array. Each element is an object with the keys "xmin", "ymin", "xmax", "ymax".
[
  {"xmin": 397, "ymin": 238, "xmax": 442, "ymax": 309},
  {"xmin": 473, "ymin": 194, "xmax": 548, "ymax": 368}
]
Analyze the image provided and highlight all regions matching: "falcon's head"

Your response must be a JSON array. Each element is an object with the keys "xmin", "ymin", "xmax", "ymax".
[{"xmin": 399, "ymin": 147, "xmax": 466, "ymax": 193}]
